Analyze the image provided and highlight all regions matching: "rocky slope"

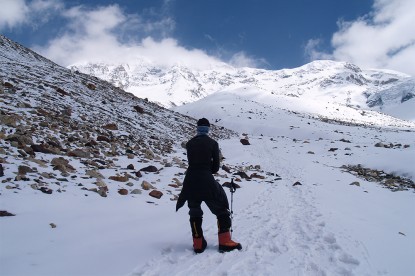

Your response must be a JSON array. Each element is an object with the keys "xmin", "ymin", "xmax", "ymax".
[{"xmin": 0, "ymin": 35, "xmax": 237, "ymax": 200}]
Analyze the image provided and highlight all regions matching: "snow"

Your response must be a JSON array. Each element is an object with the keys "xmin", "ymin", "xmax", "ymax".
[
  {"xmin": 71, "ymin": 59, "xmax": 415, "ymax": 124},
  {"xmin": 2, "ymin": 86, "xmax": 415, "ymax": 276},
  {"xmin": 1, "ymin": 34, "xmax": 415, "ymax": 276}
]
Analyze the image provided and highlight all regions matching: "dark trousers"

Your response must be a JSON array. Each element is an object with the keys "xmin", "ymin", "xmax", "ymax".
[{"xmin": 188, "ymin": 199, "xmax": 231, "ymax": 233}]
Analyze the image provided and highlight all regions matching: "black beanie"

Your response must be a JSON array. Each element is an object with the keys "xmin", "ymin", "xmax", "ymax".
[{"xmin": 197, "ymin": 118, "xmax": 210, "ymax": 127}]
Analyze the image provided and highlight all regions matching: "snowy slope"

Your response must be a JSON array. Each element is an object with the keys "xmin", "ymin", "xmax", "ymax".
[
  {"xmin": 1, "ymin": 35, "xmax": 415, "ymax": 276},
  {"xmin": 70, "ymin": 60, "xmax": 415, "ymax": 123}
]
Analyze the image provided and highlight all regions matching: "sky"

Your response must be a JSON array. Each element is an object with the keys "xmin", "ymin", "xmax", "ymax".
[{"xmin": 0, "ymin": 0, "xmax": 414, "ymax": 75}]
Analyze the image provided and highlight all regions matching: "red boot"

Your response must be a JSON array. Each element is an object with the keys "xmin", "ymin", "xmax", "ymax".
[
  {"xmin": 190, "ymin": 217, "xmax": 207, "ymax": 253},
  {"xmin": 193, "ymin": 237, "xmax": 207, "ymax": 254},
  {"xmin": 218, "ymin": 231, "xmax": 242, "ymax": 252}
]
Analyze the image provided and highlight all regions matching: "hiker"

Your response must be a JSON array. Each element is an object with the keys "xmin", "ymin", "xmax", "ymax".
[{"xmin": 176, "ymin": 118, "xmax": 242, "ymax": 253}]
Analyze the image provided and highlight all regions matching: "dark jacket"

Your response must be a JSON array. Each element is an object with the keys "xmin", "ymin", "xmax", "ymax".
[{"xmin": 176, "ymin": 135, "xmax": 222, "ymax": 211}]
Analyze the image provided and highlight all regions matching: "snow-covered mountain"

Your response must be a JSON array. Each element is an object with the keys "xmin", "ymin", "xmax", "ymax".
[
  {"xmin": 70, "ymin": 59, "xmax": 415, "ymax": 122},
  {"xmin": 1, "ymin": 35, "xmax": 415, "ymax": 276}
]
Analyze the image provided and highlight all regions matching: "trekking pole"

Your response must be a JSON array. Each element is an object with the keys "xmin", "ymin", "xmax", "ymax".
[{"xmin": 229, "ymin": 178, "xmax": 236, "ymax": 237}]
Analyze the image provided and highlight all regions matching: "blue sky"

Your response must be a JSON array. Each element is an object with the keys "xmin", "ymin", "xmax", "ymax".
[{"xmin": 1, "ymin": 0, "xmax": 414, "ymax": 75}]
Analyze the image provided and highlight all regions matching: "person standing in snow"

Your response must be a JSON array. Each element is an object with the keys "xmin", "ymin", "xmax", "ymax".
[{"xmin": 176, "ymin": 118, "xmax": 242, "ymax": 253}]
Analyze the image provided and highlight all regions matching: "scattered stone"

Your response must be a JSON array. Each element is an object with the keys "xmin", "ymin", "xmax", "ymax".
[
  {"xmin": 149, "ymin": 190, "xmax": 163, "ymax": 199},
  {"xmin": 118, "ymin": 189, "xmax": 129, "ymax": 195},
  {"xmin": 95, "ymin": 178, "xmax": 107, "ymax": 188},
  {"xmin": 240, "ymin": 138, "xmax": 250, "ymax": 145},
  {"xmin": 97, "ymin": 135, "xmax": 111, "ymax": 143},
  {"xmin": 131, "ymin": 189, "xmax": 142, "ymax": 194},
  {"xmin": 342, "ymin": 164, "xmax": 415, "ymax": 192},
  {"xmin": 140, "ymin": 165, "xmax": 158, "ymax": 173},
  {"xmin": 328, "ymin": 148, "xmax": 338, "ymax": 152},
  {"xmin": 14, "ymin": 175, "xmax": 30, "ymax": 181},
  {"xmin": 109, "ymin": 175, "xmax": 129, "ymax": 182},
  {"xmin": 127, "ymin": 164, "xmax": 135, "ymax": 170},
  {"xmin": 31, "ymin": 144, "xmax": 58, "ymax": 154},
  {"xmin": 170, "ymin": 195, "xmax": 179, "ymax": 201},
  {"xmin": 39, "ymin": 187, "xmax": 53, "ymax": 194},
  {"xmin": 0, "ymin": 164, "xmax": 4, "ymax": 177},
  {"xmin": 67, "ymin": 149, "xmax": 90, "ymax": 158},
  {"xmin": 141, "ymin": 180, "xmax": 154, "ymax": 190},
  {"xmin": 0, "ymin": 210, "xmax": 15, "ymax": 217},
  {"xmin": 133, "ymin": 105, "xmax": 145, "ymax": 114},
  {"xmin": 169, "ymin": 184, "xmax": 180, "ymax": 189},
  {"xmin": 86, "ymin": 83, "xmax": 96, "ymax": 90},
  {"xmin": 103, "ymin": 123, "xmax": 118, "ymax": 130},
  {"xmin": 172, "ymin": 178, "xmax": 182, "ymax": 186},
  {"xmin": 135, "ymin": 171, "xmax": 143, "ymax": 178},
  {"xmin": 222, "ymin": 165, "xmax": 231, "ymax": 173},
  {"xmin": 85, "ymin": 140, "xmax": 98, "ymax": 147},
  {"xmin": 307, "ymin": 151, "xmax": 315, "ymax": 154},
  {"xmin": 97, "ymin": 187, "xmax": 108, "ymax": 197},
  {"xmin": 50, "ymin": 223, "xmax": 57, "ymax": 228},
  {"xmin": 350, "ymin": 181, "xmax": 360, "ymax": 186},
  {"xmin": 18, "ymin": 165, "xmax": 33, "ymax": 175},
  {"xmin": 233, "ymin": 171, "xmax": 250, "ymax": 179},
  {"xmin": 250, "ymin": 173, "xmax": 265, "ymax": 179},
  {"xmin": 293, "ymin": 181, "xmax": 302, "ymax": 186},
  {"xmin": 51, "ymin": 157, "xmax": 75, "ymax": 172},
  {"xmin": 398, "ymin": 232, "xmax": 406, "ymax": 236},
  {"xmin": 5, "ymin": 133, "xmax": 34, "ymax": 146},
  {"xmin": 142, "ymin": 149, "xmax": 155, "ymax": 160},
  {"xmin": 86, "ymin": 170, "xmax": 105, "ymax": 179},
  {"xmin": 0, "ymin": 115, "xmax": 20, "ymax": 127}
]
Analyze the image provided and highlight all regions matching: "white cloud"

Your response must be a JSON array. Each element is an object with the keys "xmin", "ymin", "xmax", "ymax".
[
  {"xmin": 35, "ymin": 4, "xmax": 263, "ymax": 70},
  {"xmin": 0, "ymin": 0, "xmax": 29, "ymax": 29},
  {"xmin": 306, "ymin": 0, "xmax": 415, "ymax": 76},
  {"xmin": 2, "ymin": 1, "xmax": 261, "ymax": 69},
  {"xmin": 0, "ymin": 0, "xmax": 62, "ymax": 30},
  {"xmin": 229, "ymin": 52, "xmax": 268, "ymax": 68}
]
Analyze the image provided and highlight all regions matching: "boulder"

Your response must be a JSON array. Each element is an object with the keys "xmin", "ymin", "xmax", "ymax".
[
  {"xmin": 0, "ymin": 115, "xmax": 20, "ymax": 127},
  {"xmin": 133, "ymin": 105, "xmax": 145, "ymax": 114},
  {"xmin": 103, "ymin": 123, "xmax": 118, "ymax": 131},
  {"xmin": 140, "ymin": 165, "xmax": 158, "ymax": 173},
  {"xmin": 0, "ymin": 210, "xmax": 15, "ymax": 217},
  {"xmin": 51, "ymin": 157, "xmax": 75, "ymax": 172},
  {"xmin": 5, "ymin": 133, "xmax": 33, "ymax": 146},
  {"xmin": 118, "ymin": 189, "xmax": 129, "ymax": 195},
  {"xmin": 67, "ymin": 149, "xmax": 90, "ymax": 158},
  {"xmin": 97, "ymin": 135, "xmax": 111, "ymax": 142},
  {"xmin": 141, "ymin": 180, "xmax": 155, "ymax": 190},
  {"xmin": 149, "ymin": 190, "xmax": 163, "ymax": 199},
  {"xmin": 130, "ymin": 189, "xmax": 142, "ymax": 194},
  {"xmin": 233, "ymin": 171, "xmax": 250, "ymax": 179},
  {"xmin": 39, "ymin": 187, "xmax": 53, "ymax": 194},
  {"xmin": 31, "ymin": 144, "xmax": 59, "ymax": 154},
  {"xmin": 86, "ymin": 170, "xmax": 105, "ymax": 179},
  {"xmin": 86, "ymin": 83, "xmax": 96, "ymax": 90},
  {"xmin": 222, "ymin": 165, "xmax": 231, "ymax": 173},
  {"xmin": 109, "ymin": 175, "xmax": 129, "ymax": 182},
  {"xmin": 18, "ymin": 165, "xmax": 34, "ymax": 175},
  {"xmin": 240, "ymin": 138, "xmax": 250, "ymax": 145}
]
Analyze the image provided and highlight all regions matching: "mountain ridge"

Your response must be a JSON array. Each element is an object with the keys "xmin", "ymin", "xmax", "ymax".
[{"xmin": 70, "ymin": 59, "xmax": 415, "ymax": 122}]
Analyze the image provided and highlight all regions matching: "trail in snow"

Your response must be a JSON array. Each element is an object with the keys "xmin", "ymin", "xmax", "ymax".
[{"xmin": 129, "ymin": 139, "xmax": 369, "ymax": 276}]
